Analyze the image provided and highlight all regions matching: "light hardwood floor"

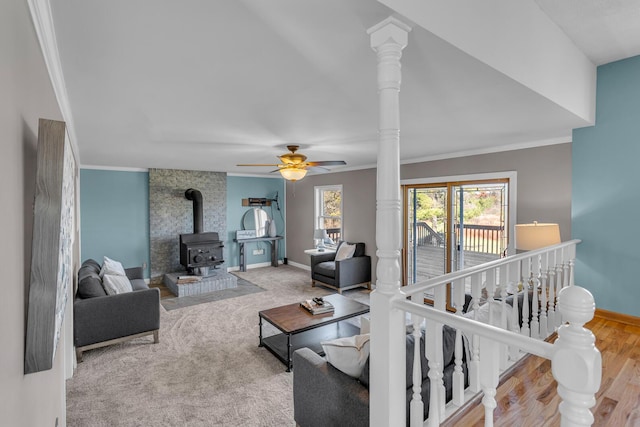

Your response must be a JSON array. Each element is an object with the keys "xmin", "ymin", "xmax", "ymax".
[{"xmin": 443, "ymin": 315, "xmax": 640, "ymax": 426}]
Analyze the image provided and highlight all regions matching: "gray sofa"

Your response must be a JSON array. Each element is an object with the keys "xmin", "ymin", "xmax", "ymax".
[
  {"xmin": 310, "ymin": 242, "xmax": 372, "ymax": 293},
  {"xmin": 74, "ymin": 259, "xmax": 160, "ymax": 361},
  {"xmin": 293, "ymin": 326, "xmax": 466, "ymax": 427},
  {"xmin": 292, "ymin": 291, "xmax": 537, "ymax": 426}
]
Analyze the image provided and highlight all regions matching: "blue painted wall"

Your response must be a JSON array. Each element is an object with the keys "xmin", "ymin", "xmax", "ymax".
[
  {"xmin": 572, "ymin": 55, "xmax": 640, "ymax": 317},
  {"xmin": 226, "ymin": 176, "xmax": 286, "ymax": 268},
  {"xmin": 80, "ymin": 169, "xmax": 150, "ymax": 275},
  {"xmin": 80, "ymin": 170, "xmax": 285, "ymax": 275}
]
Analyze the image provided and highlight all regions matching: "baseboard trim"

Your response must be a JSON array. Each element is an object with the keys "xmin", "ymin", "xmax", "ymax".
[
  {"xmin": 595, "ymin": 308, "xmax": 640, "ymax": 326},
  {"xmin": 287, "ymin": 260, "xmax": 309, "ymax": 271},
  {"xmin": 227, "ymin": 261, "xmax": 283, "ymax": 272}
]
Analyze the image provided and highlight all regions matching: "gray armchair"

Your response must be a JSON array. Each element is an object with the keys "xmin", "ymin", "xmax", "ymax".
[{"xmin": 310, "ymin": 242, "xmax": 371, "ymax": 293}]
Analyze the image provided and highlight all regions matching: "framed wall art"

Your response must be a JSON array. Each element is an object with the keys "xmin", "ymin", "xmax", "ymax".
[{"xmin": 25, "ymin": 118, "xmax": 76, "ymax": 374}]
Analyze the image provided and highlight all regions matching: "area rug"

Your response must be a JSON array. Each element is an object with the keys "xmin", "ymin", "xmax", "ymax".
[
  {"xmin": 160, "ymin": 276, "xmax": 265, "ymax": 311},
  {"xmin": 66, "ymin": 265, "xmax": 371, "ymax": 427}
]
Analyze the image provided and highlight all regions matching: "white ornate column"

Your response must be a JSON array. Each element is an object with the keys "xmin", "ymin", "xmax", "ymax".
[{"xmin": 367, "ymin": 16, "xmax": 411, "ymax": 426}]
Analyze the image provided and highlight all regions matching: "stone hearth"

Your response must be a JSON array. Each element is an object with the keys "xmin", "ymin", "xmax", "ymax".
[{"xmin": 163, "ymin": 270, "xmax": 237, "ymax": 297}]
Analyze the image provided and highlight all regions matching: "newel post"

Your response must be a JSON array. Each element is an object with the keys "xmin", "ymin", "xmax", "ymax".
[
  {"xmin": 552, "ymin": 286, "xmax": 602, "ymax": 427},
  {"xmin": 367, "ymin": 16, "xmax": 411, "ymax": 427}
]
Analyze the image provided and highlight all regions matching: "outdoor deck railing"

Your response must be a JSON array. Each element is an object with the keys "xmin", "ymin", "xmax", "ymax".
[
  {"xmin": 414, "ymin": 222, "xmax": 504, "ymax": 255},
  {"xmin": 325, "ymin": 228, "xmax": 341, "ymax": 243},
  {"xmin": 370, "ymin": 240, "xmax": 602, "ymax": 426},
  {"xmin": 454, "ymin": 224, "xmax": 504, "ymax": 255},
  {"xmin": 415, "ymin": 222, "xmax": 444, "ymax": 247}
]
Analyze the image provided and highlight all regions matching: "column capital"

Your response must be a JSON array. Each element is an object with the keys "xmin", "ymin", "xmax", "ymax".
[{"xmin": 367, "ymin": 16, "xmax": 412, "ymax": 50}]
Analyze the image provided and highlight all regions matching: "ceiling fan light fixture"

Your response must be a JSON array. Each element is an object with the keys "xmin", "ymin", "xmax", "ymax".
[{"xmin": 279, "ymin": 166, "xmax": 307, "ymax": 181}]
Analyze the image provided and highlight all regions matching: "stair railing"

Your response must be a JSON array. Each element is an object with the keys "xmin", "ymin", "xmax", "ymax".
[{"xmin": 370, "ymin": 239, "xmax": 602, "ymax": 427}]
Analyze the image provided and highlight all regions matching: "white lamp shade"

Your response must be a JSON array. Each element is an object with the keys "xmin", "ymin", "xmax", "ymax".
[
  {"xmin": 279, "ymin": 166, "xmax": 307, "ymax": 181},
  {"xmin": 314, "ymin": 229, "xmax": 328, "ymax": 240},
  {"xmin": 515, "ymin": 222, "xmax": 561, "ymax": 250}
]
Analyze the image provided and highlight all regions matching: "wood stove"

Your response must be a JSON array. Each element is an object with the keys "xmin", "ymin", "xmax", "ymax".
[{"xmin": 179, "ymin": 188, "xmax": 224, "ymax": 275}]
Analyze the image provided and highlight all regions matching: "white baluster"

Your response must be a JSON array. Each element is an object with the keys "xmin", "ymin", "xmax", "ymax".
[
  {"xmin": 547, "ymin": 249, "xmax": 557, "ymax": 334},
  {"xmin": 552, "ymin": 286, "xmax": 602, "ymax": 427},
  {"xmin": 569, "ymin": 257, "xmax": 576, "ymax": 287},
  {"xmin": 480, "ymin": 336, "xmax": 500, "ymax": 427},
  {"xmin": 499, "ymin": 265, "xmax": 509, "ymax": 370},
  {"xmin": 469, "ymin": 273, "xmax": 482, "ymax": 392},
  {"xmin": 425, "ymin": 316, "xmax": 443, "ymax": 427},
  {"xmin": 539, "ymin": 252, "xmax": 549, "ymax": 339},
  {"xmin": 563, "ymin": 256, "xmax": 570, "ymax": 290},
  {"xmin": 434, "ymin": 285, "xmax": 447, "ymax": 419},
  {"xmin": 555, "ymin": 261, "xmax": 565, "ymax": 328},
  {"xmin": 531, "ymin": 255, "xmax": 540, "ymax": 339},
  {"xmin": 558, "ymin": 257, "xmax": 570, "ymax": 328},
  {"xmin": 452, "ymin": 279, "xmax": 465, "ymax": 406},
  {"xmin": 410, "ymin": 307, "xmax": 423, "ymax": 427},
  {"xmin": 510, "ymin": 262, "xmax": 521, "ymax": 361},
  {"xmin": 521, "ymin": 258, "xmax": 531, "ymax": 337},
  {"xmin": 486, "ymin": 268, "xmax": 496, "ymax": 325}
]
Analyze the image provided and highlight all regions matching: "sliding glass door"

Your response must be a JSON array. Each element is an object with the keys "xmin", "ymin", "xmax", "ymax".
[
  {"xmin": 404, "ymin": 179, "xmax": 509, "ymax": 288},
  {"xmin": 405, "ymin": 186, "xmax": 448, "ymax": 286}
]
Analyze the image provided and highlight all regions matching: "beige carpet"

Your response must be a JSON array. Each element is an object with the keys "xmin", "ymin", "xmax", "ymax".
[{"xmin": 66, "ymin": 265, "xmax": 371, "ymax": 427}]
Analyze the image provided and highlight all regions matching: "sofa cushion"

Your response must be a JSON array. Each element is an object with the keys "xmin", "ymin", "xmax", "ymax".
[
  {"xmin": 78, "ymin": 273, "xmax": 107, "ymax": 298},
  {"xmin": 80, "ymin": 259, "xmax": 101, "ymax": 276},
  {"xmin": 314, "ymin": 261, "xmax": 336, "ymax": 278},
  {"xmin": 321, "ymin": 333, "xmax": 371, "ymax": 378},
  {"xmin": 102, "ymin": 274, "xmax": 133, "ymax": 295},
  {"xmin": 78, "ymin": 260, "xmax": 107, "ymax": 298},
  {"xmin": 130, "ymin": 279, "xmax": 149, "ymax": 291},
  {"xmin": 100, "ymin": 256, "xmax": 127, "ymax": 278},
  {"xmin": 335, "ymin": 243, "xmax": 356, "ymax": 261}
]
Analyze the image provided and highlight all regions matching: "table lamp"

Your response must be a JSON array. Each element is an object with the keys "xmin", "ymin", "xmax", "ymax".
[
  {"xmin": 515, "ymin": 221, "xmax": 561, "ymax": 251},
  {"xmin": 314, "ymin": 229, "xmax": 328, "ymax": 251}
]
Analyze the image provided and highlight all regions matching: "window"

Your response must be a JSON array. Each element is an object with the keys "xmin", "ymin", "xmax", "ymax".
[{"xmin": 314, "ymin": 185, "xmax": 342, "ymax": 247}]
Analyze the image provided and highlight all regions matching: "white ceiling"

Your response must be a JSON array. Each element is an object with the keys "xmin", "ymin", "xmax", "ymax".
[{"xmin": 48, "ymin": 0, "xmax": 640, "ymax": 176}]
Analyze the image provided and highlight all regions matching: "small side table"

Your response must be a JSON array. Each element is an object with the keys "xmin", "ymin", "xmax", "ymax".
[{"xmin": 304, "ymin": 248, "xmax": 336, "ymax": 256}]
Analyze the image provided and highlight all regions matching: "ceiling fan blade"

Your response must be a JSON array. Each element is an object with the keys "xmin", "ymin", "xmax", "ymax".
[
  {"xmin": 307, "ymin": 166, "xmax": 330, "ymax": 172},
  {"xmin": 237, "ymin": 163, "xmax": 280, "ymax": 167},
  {"xmin": 306, "ymin": 160, "xmax": 346, "ymax": 166}
]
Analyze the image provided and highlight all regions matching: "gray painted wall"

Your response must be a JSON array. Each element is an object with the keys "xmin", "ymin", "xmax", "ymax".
[
  {"xmin": 286, "ymin": 168, "xmax": 377, "ymax": 274},
  {"xmin": 1, "ymin": 1, "xmax": 69, "ymax": 425},
  {"xmin": 286, "ymin": 143, "xmax": 572, "ymax": 285},
  {"xmin": 402, "ymin": 144, "xmax": 572, "ymax": 241}
]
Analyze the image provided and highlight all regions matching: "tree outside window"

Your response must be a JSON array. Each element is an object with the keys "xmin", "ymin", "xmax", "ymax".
[{"xmin": 315, "ymin": 185, "xmax": 342, "ymax": 246}]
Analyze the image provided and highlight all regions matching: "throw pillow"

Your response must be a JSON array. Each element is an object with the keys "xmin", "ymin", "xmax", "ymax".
[
  {"xmin": 78, "ymin": 274, "xmax": 107, "ymax": 298},
  {"xmin": 334, "ymin": 243, "xmax": 356, "ymax": 261},
  {"xmin": 321, "ymin": 333, "xmax": 370, "ymax": 378},
  {"xmin": 100, "ymin": 256, "xmax": 126, "ymax": 278},
  {"xmin": 463, "ymin": 300, "xmax": 513, "ymax": 330},
  {"xmin": 102, "ymin": 274, "xmax": 133, "ymax": 295}
]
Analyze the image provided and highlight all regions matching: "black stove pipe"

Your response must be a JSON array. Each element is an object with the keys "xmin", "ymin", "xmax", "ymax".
[{"xmin": 185, "ymin": 188, "xmax": 203, "ymax": 234}]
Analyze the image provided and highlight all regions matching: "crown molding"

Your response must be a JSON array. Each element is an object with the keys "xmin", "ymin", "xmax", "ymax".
[
  {"xmin": 28, "ymin": 0, "xmax": 80, "ymax": 161},
  {"xmin": 80, "ymin": 165, "xmax": 149, "ymax": 173},
  {"xmin": 400, "ymin": 136, "xmax": 572, "ymax": 165}
]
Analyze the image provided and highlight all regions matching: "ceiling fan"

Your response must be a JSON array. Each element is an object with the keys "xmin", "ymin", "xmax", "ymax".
[{"xmin": 237, "ymin": 145, "xmax": 346, "ymax": 181}]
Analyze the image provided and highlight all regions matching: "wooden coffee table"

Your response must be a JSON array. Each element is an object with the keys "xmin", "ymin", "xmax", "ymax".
[{"xmin": 258, "ymin": 293, "xmax": 370, "ymax": 371}]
